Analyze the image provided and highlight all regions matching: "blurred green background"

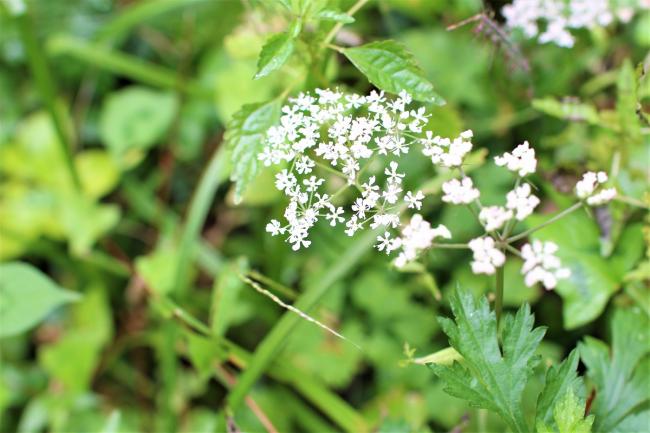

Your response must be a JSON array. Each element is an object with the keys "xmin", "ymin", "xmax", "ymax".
[{"xmin": 0, "ymin": 0, "xmax": 648, "ymax": 432}]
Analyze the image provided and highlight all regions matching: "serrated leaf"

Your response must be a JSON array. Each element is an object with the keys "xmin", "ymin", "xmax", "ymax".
[
  {"xmin": 536, "ymin": 349, "xmax": 585, "ymax": 429},
  {"xmin": 254, "ymin": 31, "xmax": 296, "ymax": 79},
  {"xmin": 579, "ymin": 308, "xmax": 650, "ymax": 432},
  {"xmin": 0, "ymin": 262, "xmax": 80, "ymax": 337},
  {"xmin": 225, "ymin": 99, "xmax": 282, "ymax": 203},
  {"xmin": 537, "ymin": 389, "xmax": 594, "ymax": 433},
  {"xmin": 315, "ymin": 9, "xmax": 354, "ymax": 23},
  {"xmin": 342, "ymin": 40, "xmax": 445, "ymax": 105},
  {"xmin": 431, "ymin": 288, "xmax": 545, "ymax": 433}
]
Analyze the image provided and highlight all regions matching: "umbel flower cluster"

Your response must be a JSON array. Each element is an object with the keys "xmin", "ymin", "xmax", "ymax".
[
  {"xmin": 503, "ymin": 0, "xmax": 650, "ymax": 47},
  {"xmin": 259, "ymin": 89, "xmax": 617, "ymax": 290}
]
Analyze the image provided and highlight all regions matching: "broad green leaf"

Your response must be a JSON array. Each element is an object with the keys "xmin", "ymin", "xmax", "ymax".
[
  {"xmin": 254, "ymin": 30, "xmax": 296, "ymax": 79},
  {"xmin": 537, "ymin": 389, "xmax": 594, "ymax": 433},
  {"xmin": 0, "ymin": 262, "xmax": 80, "ymax": 337},
  {"xmin": 532, "ymin": 98, "xmax": 601, "ymax": 125},
  {"xmin": 315, "ymin": 9, "xmax": 354, "ymax": 23},
  {"xmin": 529, "ymin": 213, "xmax": 644, "ymax": 329},
  {"xmin": 62, "ymin": 194, "xmax": 120, "ymax": 255},
  {"xmin": 536, "ymin": 349, "xmax": 584, "ymax": 429},
  {"xmin": 75, "ymin": 150, "xmax": 120, "ymax": 199},
  {"xmin": 99, "ymin": 85, "xmax": 177, "ymax": 160},
  {"xmin": 39, "ymin": 287, "xmax": 113, "ymax": 394},
  {"xmin": 135, "ymin": 245, "xmax": 181, "ymax": 295},
  {"xmin": 579, "ymin": 308, "xmax": 650, "ymax": 432},
  {"xmin": 342, "ymin": 40, "xmax": 445, "ymax": 105},
  {"xmin": 431, "ymin": 288, "xmax": 545, "ymax": 433},
  {"xmin": 225, "ymin": 99, "xmax": 282, "ymax": 203}
]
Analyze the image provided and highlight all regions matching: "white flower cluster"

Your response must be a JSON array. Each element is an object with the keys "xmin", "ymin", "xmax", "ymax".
[
  {"xmin": 503, "ymin": 0, "xmax": 650, "ymax": 47},
  {"xmin": 377, "ymin": 214, "xmax": 451, "ymax": 268},
  {"xmin": 260, "ymin": 90, "xmax": 612, "ymax": 290},
  {"xmin": 575, "ymin": 171, "xmax": 617, "ymax": 205},
  {"xmin": 261, "ymin": 89, "xmax": 430, "ymax": 251},
  {"xmin": 469, "ymin": 237, "xmax": 506, "ymax": 275},
  {"xmin": 521, "ymin": 240, "xmax": 571, "ymax": 289}
]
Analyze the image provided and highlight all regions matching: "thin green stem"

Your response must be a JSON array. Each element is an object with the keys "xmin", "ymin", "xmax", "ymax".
[
  {"xmin": 17, "ymin": 13, "xmax": 81, "ymax": 190},
  {"xmin": 495, "ymin": 262, "xmax": 504, "ymax": 326},
  {"xmin": 507, "ymin": 202, "xmax": 583, "ymax": 243},
  {"xmin": 322, "ymin": 0, "xmax": 369, "ymax": 46},
  {"xmin": 172, "ymin": 146, "xmax": 229, "ymax": 295},
  {"xmin": 614, "ymin": 195, "xmax": 650, "ymax": 210},
  {"xmin": 432, "ymin": 243, "xmax": 469, "ymax": 250}
]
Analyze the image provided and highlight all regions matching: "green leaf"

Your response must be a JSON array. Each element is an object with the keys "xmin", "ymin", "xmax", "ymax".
[
  {"xmin": 342, "ymin": 40, "xmax": 445, "ymax": 105},
  {"xmin": 532, "ymin": 97, "xmax": 601, "ymax": 125},
  {"xmin": 579, "ymin": 308, "xmax": 650, "ymax": 432},
  {"xmin": 528, "ymin": 213, "xmax": 644, "ymax": 329},
  {"xmin": 536, "ymin": 349, "xmax": 584, "ymax": 429},
  {"xmin": 616, "ymin": 59, "xmax": 641, "ymax": 139},
  {"xmin": 315, "ymin": 9, "xmax": 354, "ymax": 23},
  {"xmin": 536, "ymin": 389, "xmax": 594, "ymax": 433},
  {"xmin": 225, "ymin": 99, "xmax": 282, "ymax": 203},
  {"xmin": 99, "ymin": 85, "xmax": 177, "ymax": 161},
  {"xmin": 431, "ymin": 288, "xmax": 545, "ymax": 433},
  {"xmin": 135, "ymin": 246, "xmax": 180, "ymax": 295},
  {"xmin": 0, "ymin": 262, "xmax": 80, "ymax": 337},
  {"xmin": 254, "ymin": 31, "xmax": 296, "ymax": 79}
]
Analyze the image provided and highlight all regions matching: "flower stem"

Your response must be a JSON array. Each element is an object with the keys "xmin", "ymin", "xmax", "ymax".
[
  {"xmin": 495, "ymin": 262, "xmax": 504, "ymax": 326},
  {"xmin": 17, "ymin": 11, "xmax": 81, "ymax": 190},
  {"xmin": 432, "ymin": 243, "xmax": 469, "ymax": 250},
  {"xmin": 322, "ymin": 0, "xmax": 369, "ymax": 46},
  {"xmin": 507, "ymin": 202, "xmax": 583, "ymax": 243}
]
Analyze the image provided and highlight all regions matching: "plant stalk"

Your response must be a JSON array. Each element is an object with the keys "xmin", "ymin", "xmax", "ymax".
[
  {"xmin": 507, "ymin": 202, "xmax": 583, "ymax": 243},
  {"xmin": 17, "ymin": 12, "xmax": 82, "ymax": 190}
]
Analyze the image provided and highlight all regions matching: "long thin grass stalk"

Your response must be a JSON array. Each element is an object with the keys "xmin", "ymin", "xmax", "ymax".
[{"xmin": 17, "ymin": 12, "xmax": 81, "ymax": 190}]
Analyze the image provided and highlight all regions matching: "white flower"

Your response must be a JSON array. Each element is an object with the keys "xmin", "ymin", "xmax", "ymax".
[
  {"xmin": 391, "ymin": 214, "xmax": 451, "ymax": 268},
  {"xmin": 576, "ymin": 171, "xmax": 616, "ymax": 205},
  {"xmin": 479, "ymin": 206, "xmax": 513, "ymax": 232},
  {"xmin": 521, "ymin": 240, "xmax": 571, "ymax": 289},
  {"xmin": 325, "ymin": 206, "xmax": 345, "ymax": 226},
  {"xmin": 468, "ymin": 236, "xmax": 505, "ymax": 275},
  {"xmin": 266, "ymin": 220, "xmax": 285, "ymax": 236},
  {"xmin": 442, "ymin": 177, "xmax": 480, "ymax": 204},
  {"xmin": 384, "ymin": 161, "xmax": 405, "ymax": 184},
  {"xmin": 404, "ymin": 190, "xmax": 425, "ymax": 210},
  {"xmin": 376, "ymin": 232, "xmax": 396, "ymax": 254},
  {"xmin": 502, "ymin": 0, "xmax": 642, "ymax": 48},
  {"xmin": 345, "ymin": 216, "xmax": 362, "ymax": 236},
  {"xmin": 275, "ymin": 169, "xmax": 297, "ymax": 193},
  {"xmin": 587, "ymin": 188, "xmax": 617, "ymax": 206},
  {"xmin": 494, "ymin": 141, "xmax": 537, "ymax": 177},
  {"xmin": 506, "ymin": 183, "xmax": 540, "ymax": 220},
  {"xmin": 422, "ymin": 130, "xmax": 473, "ymax": 168}
]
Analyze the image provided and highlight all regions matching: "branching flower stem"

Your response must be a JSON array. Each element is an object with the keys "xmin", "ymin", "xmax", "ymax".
[{"xmin": 507, "ymin": 202, "xmax": 583, "ymax": 243}]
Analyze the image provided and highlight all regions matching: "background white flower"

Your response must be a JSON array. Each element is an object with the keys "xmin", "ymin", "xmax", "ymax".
[
  {"xmin": 521, "ymin": 240, "xmax": 571, "ymax": 289},
  {"xmin": 468, "ymin": 236, "xmax": 506, "ymax": 275}
]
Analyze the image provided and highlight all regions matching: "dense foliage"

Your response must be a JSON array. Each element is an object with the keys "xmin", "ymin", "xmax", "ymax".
[{"xmin": 1, "ymin": 0, "xmax": 648, "ymax": 432}]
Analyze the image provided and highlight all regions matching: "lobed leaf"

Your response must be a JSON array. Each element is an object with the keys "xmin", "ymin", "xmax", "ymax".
[
  {"xmin": 431, "ymin": 288, "xmax": 545, "ymax": 433},
  {"xmin": 536, "ymin": 349, "xmax": 585, "ymax": 429},
  {"xmin": 579, "ymin": 308, "xmax": 650, "ymax": 432},
  {"xmin": 342, "ymin": 40, "xmax": 445, "ymax": 105},
  {"xmin": 537, "ymin": 389, "xmax": 595, "ymax": 433}
]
